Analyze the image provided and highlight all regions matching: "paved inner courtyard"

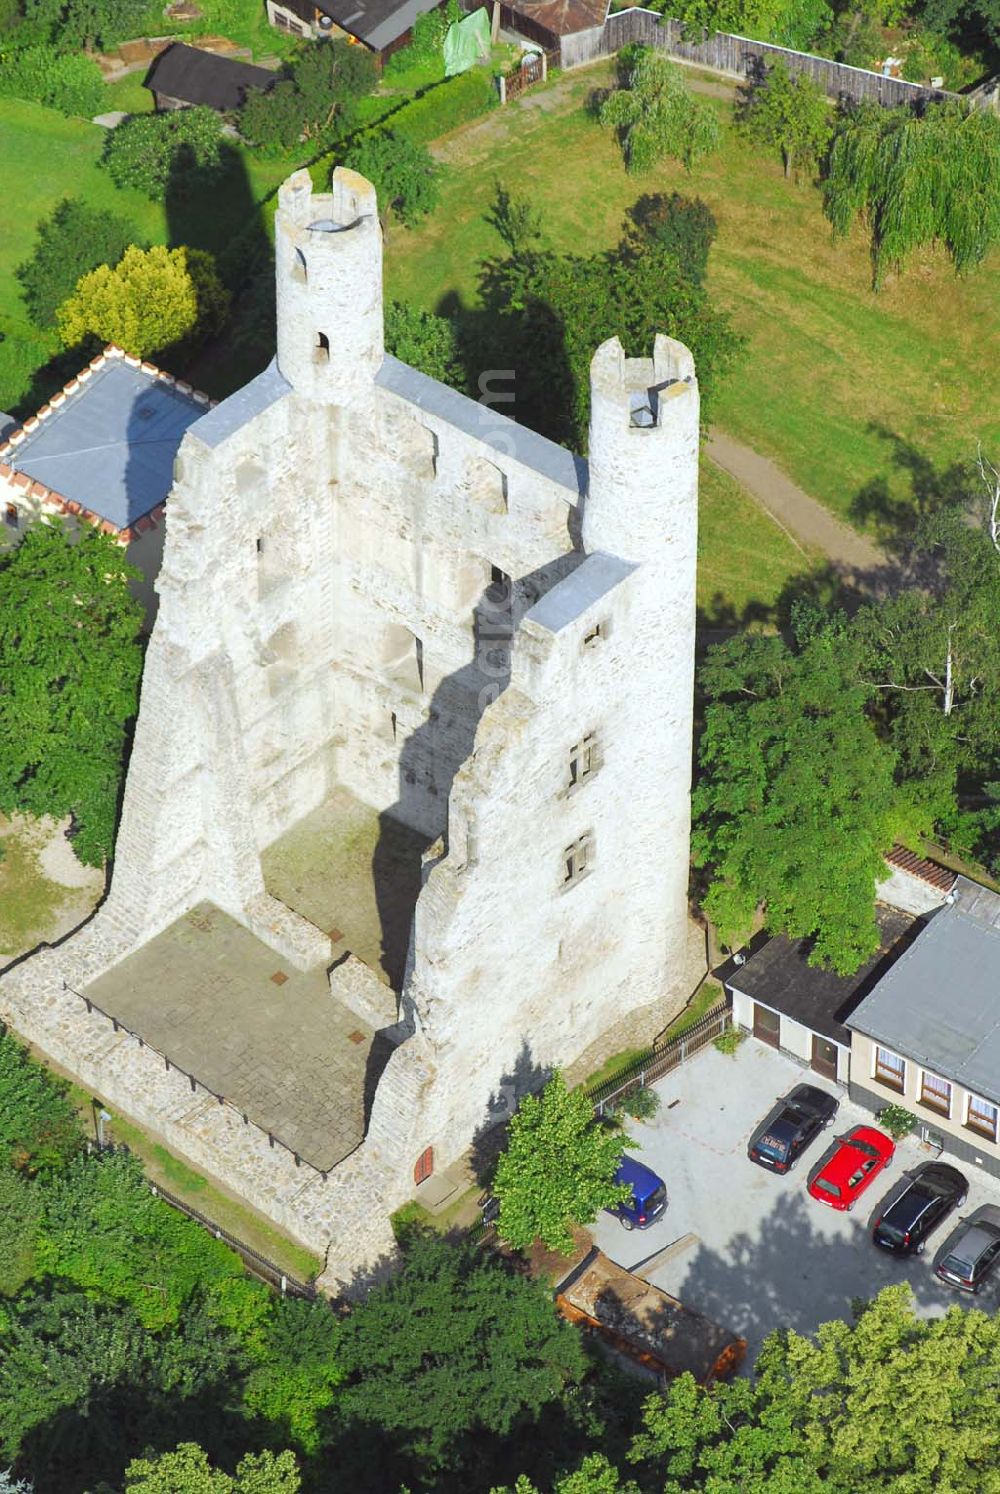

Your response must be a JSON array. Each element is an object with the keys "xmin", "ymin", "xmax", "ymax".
[
  {"xmin": 262, "ymin": 786, "xmax": 431, "ymax": 991},
  {"xmin": 83, "ymin": 901, "xmax": 374, "ymax": 1172}
]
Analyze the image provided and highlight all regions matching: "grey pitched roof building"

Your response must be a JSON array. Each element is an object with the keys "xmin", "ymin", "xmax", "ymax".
[
  {"xmin": 146, "ymin": 43, "xmax": 277, "ymax": 112},
  {"xmin": 727, "ymin": 903, "xmax": 916, "ymax": 1048},
  {"xmin": 847, "ymin": 877, "xmax": 1000, "ymax": 1104},
  {"xmin": 0, "ymin": 348, "xmax": 210, "ymax": 537}
]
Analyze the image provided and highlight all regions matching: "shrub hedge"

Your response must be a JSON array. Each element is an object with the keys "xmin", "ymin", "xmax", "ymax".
[{"xmin": 0, "ymin": 45, "xmax": 106, "ymax": 117}]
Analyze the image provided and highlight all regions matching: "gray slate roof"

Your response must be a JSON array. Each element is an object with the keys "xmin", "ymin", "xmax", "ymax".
[
  {"xmin": 526, "ymin": 550, "xmax": 636, "ymax": 634},
  {"xmin": 190, "ymin": 359, "xmax": 291, "ymax": 449},
  {"xmin": 375, "ymin": 354, "xmax": 586, "ymax": 498},
  {"xmin": 7, "ymin": 360, "xmax": 206, "ymax": 530},
  {"xmin": 316, "ymin": 0, "xmax": 443, "ymax": 51},
  {"xmin": 145, "ymin": 43, "xmax": 276, "ymax": 111},
  {"xmin": 729, "ymin": 904, "xmax": 917, "ymax": 1047},
  {"xmin": 847, "ymin": 877, "xmax": 1000, "ymax": 1103}
]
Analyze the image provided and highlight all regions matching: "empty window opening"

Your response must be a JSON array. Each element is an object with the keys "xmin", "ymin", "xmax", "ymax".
[
  {"xmin": 391, "ymin": 711, "xmax": 398, "ymax": 742},
  {"xmin": 583, "ymin": 620, "xmax": 607, "ymax": 648},
  {"xmin": 569, "ymin": 733, "xmax": 597, "ymax": 788},
  {"xmin": 486, "ymin": 564, "xmax": 512, "ymax": 606},
  {"xmin": 563, "ymin": 832, "xmax": 594, "ymax": 888},
  {"xmin": 256, "ymin": 536, "xmax": 266, "ymax": 554},
  {"xmin": 629, "ymin": 388, "xmax": 658, "ymax": 428},
  {"xmin": 415, "ymin": 636, "xmax": 424, "ymax": 691},
  {"xmin": 293, "ymin": 247, "xmax": 307, "ymax": 282},
  {"xmin": 315, "ymin": 331, "xmax": 330, "ymax": 360},
  {"xmin": 4, "ymin": 504, "xmax": 18, "ymax": 528}
]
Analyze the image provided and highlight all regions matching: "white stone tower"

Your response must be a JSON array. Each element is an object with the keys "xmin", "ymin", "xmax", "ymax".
[
  {"xmin": 274, "ymin": 167, "xmax": 384, "ymax": 404},
  {"xmin": 582, "ymin": 333, "xmax": 700, "ymax": 982}
]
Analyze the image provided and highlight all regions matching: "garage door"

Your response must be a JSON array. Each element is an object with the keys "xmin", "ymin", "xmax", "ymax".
[
  {"xmin": 753, "ymin": 1004, "xmax": 780, "ymax": 1047},
  {"xmin": 811, "ymin": 1035, "xmax": 838, "ymax": 1080}
]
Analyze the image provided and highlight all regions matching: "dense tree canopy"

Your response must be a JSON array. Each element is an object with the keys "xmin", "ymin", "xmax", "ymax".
[
  {"xmin": 385, "ymin": 299, "xmax": 463, "ymax": 385},
  {"xmin": 102, "ymin": 107, "xmax": 226, "ymax": 198},
  {"xmin": 477, "ymin": 230, "xmax": 743, "ymax": 447},
  {"xmin": 824, "ymin": 99, "xmax": 1000, "ymax": 287},
  {"xmin": 692, "ymin": 614, "xmax": 927, "ymax": 971},
  {"xmin": 735, "ymin": 60, "xmax": 832, "ymax": 177},
  {"xmin": 600, "ymin": 47, "xmax": 720, "ymax": 174},
  {"xmin": 21, "ymin": 0, "xmax": 150, "ymax": 49},
  {"xmin": 15, "ymin": 197, "xmax": 139, "ymax": 329},
  {"xmin": 57, "ymin": 243, "xmax": 229, "ymax": 360},
  {"xmin": 124, "ymin": 1443, "xmax": 301, "ymax": 1493},
  {"xmin": 343, "ymin": 131, "xmax": 440, "ymax": 226},
  {"xmin": 333, "ymin": 1230, "xmax": 587, "ymax": 1471},
  {"xmin": 240, "ymin": 38, "xmax": 376, "ymax": 152},
  {"xmin": 0, "ymin": 523, "xmax": 143, "ymax": 865},
  {"xmin": 623, "ymin": 192, "xmax": 718, "ymax": 283},
  {"xmin": 493, "ymin": 1073, "xmax": 631, "ymax": 1253}
]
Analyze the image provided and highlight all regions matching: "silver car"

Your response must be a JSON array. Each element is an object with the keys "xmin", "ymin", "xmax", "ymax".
[{"xmin": 934, "ymin": 1205, "xmax": 1000, "ymax": 1293}]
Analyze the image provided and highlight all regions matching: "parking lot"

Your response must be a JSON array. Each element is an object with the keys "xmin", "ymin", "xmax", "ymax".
[{"xmin": 590, "ymin": 1040, "xmax": 1000, "ymax": 1367}]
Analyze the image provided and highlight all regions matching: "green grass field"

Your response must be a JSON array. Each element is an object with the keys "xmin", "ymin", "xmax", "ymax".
[{"xmin": 385, "ymin": 63, "xmax": 1000, "ymax": 533}]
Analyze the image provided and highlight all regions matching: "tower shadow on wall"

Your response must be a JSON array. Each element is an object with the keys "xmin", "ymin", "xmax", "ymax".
[
  {"xmin": 163, "ymin": 137, "xmax": 275, "ymax": 398},
  {"xmin": 371, "ymin": 551, "xmax": 586, "ymax": 998}
]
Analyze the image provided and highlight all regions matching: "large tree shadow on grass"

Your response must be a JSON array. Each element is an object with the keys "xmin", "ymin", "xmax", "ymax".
[{"xmin": 849, "ymin": 423, "xmax": 979, "ymax": 557}]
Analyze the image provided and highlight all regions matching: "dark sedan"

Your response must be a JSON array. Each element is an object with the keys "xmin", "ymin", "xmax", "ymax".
[
  {"xmin": 872, "ymin": 1161, "xmax": 968, "ymax": 1256},
  {"xmin": 747, "ymin": 1083, "xmax": 839, "ymax": 1174},
  {"xmin": 935, "ymin": 1206, "xmax": 1000, "ymax": 1292}
]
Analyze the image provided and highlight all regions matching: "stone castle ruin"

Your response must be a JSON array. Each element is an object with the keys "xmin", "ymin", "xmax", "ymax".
[{"xmin": 0, "ymin": 168, "xmax": 703, "ymax": 1286}]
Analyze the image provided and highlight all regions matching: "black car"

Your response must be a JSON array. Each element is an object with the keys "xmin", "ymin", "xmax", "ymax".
[
  {"xmin": 872, "ymin": 1161, "xmax": 968, "ymax": 1256},
  {"xmin": 747, "ymin": 1083, "xmax": 839, "ymax": 1174},
  {"xmin": 935, "ymin": 1206, "xmax": 1000, "ymax": 1292}
]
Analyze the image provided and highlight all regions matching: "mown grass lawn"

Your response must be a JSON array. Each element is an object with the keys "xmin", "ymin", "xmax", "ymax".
[{"xmin": 385, "ymin": 63, "xmax": 1000, "ymax": 533}]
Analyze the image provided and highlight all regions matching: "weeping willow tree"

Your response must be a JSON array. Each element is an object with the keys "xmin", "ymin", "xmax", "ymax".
[
  {"xmin": 599, "ymin": 46, "xmax": 720, "ymax": 174},
  {"xmin": 824, "ymin": 99, "xmax": 1000, "ymax": 289}
]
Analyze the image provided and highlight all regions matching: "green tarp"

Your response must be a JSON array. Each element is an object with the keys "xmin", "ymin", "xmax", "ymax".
[{"xmin": 444, "ymin": 6, "xmax": 491, "ymax": 76}]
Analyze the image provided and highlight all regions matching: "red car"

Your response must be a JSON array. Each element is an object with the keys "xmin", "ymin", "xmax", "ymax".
[{"xmin": 807, "ymin": 1125, "xmax": 895, "ymax": 1211}]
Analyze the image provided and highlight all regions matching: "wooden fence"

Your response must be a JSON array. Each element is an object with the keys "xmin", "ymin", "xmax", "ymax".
[
  {"xmin": 558, "ymin": 8, "xmax": 958, "ymax": 108},
  {"xmin": 587, "ymin": 999, "xmax": 730, "ymax": 1116}
]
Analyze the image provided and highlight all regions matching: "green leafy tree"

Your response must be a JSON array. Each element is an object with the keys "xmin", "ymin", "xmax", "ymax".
[
  {"xmin": 242, "ymin": 1298, "xmax": 343, "ymax": 1454},
  {"xmin": 22, "ymin": 0, "xmax": 151, "ymax": 49},
  {"xmin": 623, "ymin": 193, "xmax": 717, "ymax": 283},
  {"xmin": 384, "ymin": 299, "xmax": 463, "ymax": 385},
  {"xmin": 16, "ymin": 198, "xmax": 139, "ymax": 329},
  {"xmin": 824, "ymin": 99, "xmax": 1000, "ymax": 288},
  {"xmin": 487, "ymin": 180, "xmax": 545, "ymax": 255},
  {"xmin": 692, "ymin": 617, "xmax": 926, "ymax": 973},
  {"xmin": 333, "ymin": 1232, "xmax": 587, "ymax": 1472},
  {"xmin": 600, "ymin": 48, "xmax": 720, "ymax": 173},
  {"xmin": 58, "ymin": 243, "xmax": 229, "ymax": 359},
  {"xmin": 101, "ymin": 107, "xmax": 225, "ymax": 198},
  {"xmin": 478, "ymin": 236, "xmax": 742, "ymax": 447},
  {"xmin": 0, "ymin": 44, "xmax": 106, "ymax": 115},
  {"xmin": 125, "ymin": 1443, "xmax": 300, "ymax": 1493},
  {"xmin": 0, "ymin": 524, "xmax": 143, "ymax": 866},
  {"xmin": 628, "ymin": 1285, "xmax": 1000, "ymax": 1490},
  {"xmin": 735, "ymin": 59, "xmax": 832, "ymax": 178},
  {"xmin": 0, "ymin": 1287, "xmax": 150, "ymax": 1464},
  {"xmin": 36, "ymin": 1150, "xmax": 243, "ymax": 1329},
  {"xmin": 493, "ymin": 1072, "xmax": 632, "ymax": 1253},
  {"xmin": 0, "ymin": 1029, "xmax": 80, "ymax": 1177},
  {"xmin": 920, "ymin": 0, "xmax": 1000, "ymax": 45},
  {"xmin": 0, "ymin": 1170, "xmax": 40, "ymax": 1297},
  {"xmin": 652, "ymin": 0, "xmax": 832, "ymax": 47},
  {"xmin": 497, "ymin": 1455, "xmax": 640, "ymax": 1493},
  {"xmin": 240, "ymin": 38, "xmax": 376, "ymax": 152},
  {"xmin": 853, "ymin": 506, "xmax": 1000, "ymax": 842},
  {"xmin": 343, "ymin": 131, "xmax": 440, "ymax": 226}
]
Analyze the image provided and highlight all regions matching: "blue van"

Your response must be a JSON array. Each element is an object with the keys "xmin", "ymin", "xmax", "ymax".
[{"xmin": 607, "ymin": 1155, "xmax": 668, "ymax": 1230}]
